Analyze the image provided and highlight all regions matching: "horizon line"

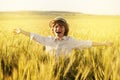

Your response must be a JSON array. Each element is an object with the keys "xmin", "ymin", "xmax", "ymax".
[{"xmin": 0, "ymin": 10, "xmax": 120, "ymax": 16}]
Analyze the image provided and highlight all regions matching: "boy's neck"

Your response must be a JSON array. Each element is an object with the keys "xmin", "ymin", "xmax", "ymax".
[{"xmin": 55, "ymin": 36, "xmax": 64, "ymax": 40}]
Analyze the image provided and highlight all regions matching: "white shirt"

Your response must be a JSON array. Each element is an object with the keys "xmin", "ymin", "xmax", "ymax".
[{"xmin": 30, "ymin": 33, "xmax": 92, "ymax": 56}]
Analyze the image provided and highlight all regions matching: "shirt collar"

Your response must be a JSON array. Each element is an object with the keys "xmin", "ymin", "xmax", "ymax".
[{"xmin": 54, "ymin": 36, "xmax": 68, "ymax": 41}]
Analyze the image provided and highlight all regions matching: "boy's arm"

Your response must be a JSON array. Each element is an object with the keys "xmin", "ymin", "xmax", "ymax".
[
  {"xmin": 13, "ymin": 28, "xmax": 30, "ymax": 37},
  {"xmin": 92, "ymin": 41, "xmax": 113, "ymax": 47}
]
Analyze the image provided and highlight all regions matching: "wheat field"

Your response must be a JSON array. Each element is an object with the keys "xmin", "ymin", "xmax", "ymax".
[{"xmin": 0, "ymin": 11, "xmax": 120, "ymax": 80}]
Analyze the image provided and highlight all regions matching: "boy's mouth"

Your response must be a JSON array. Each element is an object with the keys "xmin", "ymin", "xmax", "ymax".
[{"xmin": 56, "ymin": 32, "xmax": 61, "ymax": 34}]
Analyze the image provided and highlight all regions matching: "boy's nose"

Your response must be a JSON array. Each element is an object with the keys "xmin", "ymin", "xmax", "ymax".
[{"xmin": 57, "ymin": 26, "xmax": 61, "ymax": 30}]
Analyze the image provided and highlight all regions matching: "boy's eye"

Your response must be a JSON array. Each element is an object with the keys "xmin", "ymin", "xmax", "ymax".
[
  {"xmin": 54, "ymin": 26, "xmax": 58, "ymax": 28},
  {"xmin": 54, "ymin": 26, "xmax": 63, "ymax": 28},
  {"xmin": 60, "ymin": 26, "xmax": 64, "ymax": 28},
  {"xmin": 54, "ymin": 24, "xmax": 64, "ymax": 28}
]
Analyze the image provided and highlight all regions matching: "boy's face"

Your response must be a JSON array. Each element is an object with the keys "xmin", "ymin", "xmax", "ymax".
[{"xmin": 53, "ymin": 23, "xmax": 65, "ymax": 39}]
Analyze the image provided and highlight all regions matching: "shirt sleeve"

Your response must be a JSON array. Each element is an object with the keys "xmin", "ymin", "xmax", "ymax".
[
  {"xmin": 77, "ymin": 40, "xmax": 92, "ymax": 49},
  {"xmin": 68, "ymin": 37, "xmax": 92, "ymax": 49},
  {"xmin": 30, "ymin": 32, "xmax": 51, "ymax": 46}
]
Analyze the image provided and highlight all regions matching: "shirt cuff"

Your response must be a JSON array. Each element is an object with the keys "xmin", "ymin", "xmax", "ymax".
[
  {"xmin": 87, "ymin": 40, "xmax": 92, "ymax": 47},
  {"xmin": 30, "ymin": 32, "xmax": 34, "ymax": 41}
]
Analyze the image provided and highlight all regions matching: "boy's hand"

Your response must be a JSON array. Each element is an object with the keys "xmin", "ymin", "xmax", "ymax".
[
  {"xmin": 13, "ymin": 28, "xmax": 21, "ymax": 34},
  {"xmin": 104, "ymin": 41, "xmax": 113, "ymax": 46}
]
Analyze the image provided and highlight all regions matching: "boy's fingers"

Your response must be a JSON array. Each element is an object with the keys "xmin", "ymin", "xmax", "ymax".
[
  {"xmin": 13, "ymin": 28, "xmax": 21, "ymax": 34},
  {"xmin": 106, "ymin": 42, "xmax": 113, "ymax": 46}
]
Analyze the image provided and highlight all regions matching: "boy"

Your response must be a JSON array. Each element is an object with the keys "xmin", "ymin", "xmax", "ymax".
[{"xmin": 13, "ymin": 17, "xmax": 112, "ymax": 56}]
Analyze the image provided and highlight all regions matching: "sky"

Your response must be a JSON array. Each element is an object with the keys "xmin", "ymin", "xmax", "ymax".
[{"xmin": 0, "ymin": 0, "xmax": 120, "ymax": 15}]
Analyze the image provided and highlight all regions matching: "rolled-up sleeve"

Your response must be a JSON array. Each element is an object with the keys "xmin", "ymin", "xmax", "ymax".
[
  {"xmin": 69, "ymin": 37, "xmax": 92, "ymax": 49},
  {"xmin": 30, "ymin": 33, "xmax": 51, "ymax": 46},
  {"xmin": 78, "ymin": 40, "xmax": 92, "ymax": 49}
]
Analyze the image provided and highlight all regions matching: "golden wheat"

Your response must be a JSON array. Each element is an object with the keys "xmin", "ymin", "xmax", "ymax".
[{"xmin": 0, "ymin": 12, "xmax": 120, "ymax": 80}]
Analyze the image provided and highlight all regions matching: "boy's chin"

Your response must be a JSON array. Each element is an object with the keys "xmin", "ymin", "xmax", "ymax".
[{"xmin": 55, "ymin": 34, "xmax": 63, "ymax": 37}]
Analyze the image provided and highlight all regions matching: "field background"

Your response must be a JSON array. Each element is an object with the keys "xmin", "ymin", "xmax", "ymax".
[{"xmin": 0, "ymin": 11, "xmax": 120, "ymax": 80}]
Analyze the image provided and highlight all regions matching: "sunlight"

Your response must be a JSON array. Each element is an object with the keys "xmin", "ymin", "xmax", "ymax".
[{"xmin": 0, "ymin": 0, "xmax": 120, "ymax": 15}]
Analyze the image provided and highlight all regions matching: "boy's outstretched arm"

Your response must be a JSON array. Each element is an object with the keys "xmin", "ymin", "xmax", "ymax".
[
  {"xmin": 92, "ymin": 41, "xmax": 113, "ymax": 47},
  {"xmin": 13, "ymin": 28, "xmax": 30, "ymax": 37}
]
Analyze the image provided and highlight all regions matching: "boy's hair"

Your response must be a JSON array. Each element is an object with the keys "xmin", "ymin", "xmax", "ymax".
[{"xmin": 49, "ymin": 17, "xmax": 69, "ymax": 36}]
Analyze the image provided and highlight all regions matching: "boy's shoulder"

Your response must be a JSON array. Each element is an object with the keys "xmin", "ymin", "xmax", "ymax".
[
  {"xmin": 67, "ymin": 36, "xmax": 75, "ymax": 39},
  {"xmin": 64, "ymin": 36, "xmax": 76, "ymax": 41},
  {"xmin": 48, "ymin": 35, "xmax": 54, "ymax": 39}
]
